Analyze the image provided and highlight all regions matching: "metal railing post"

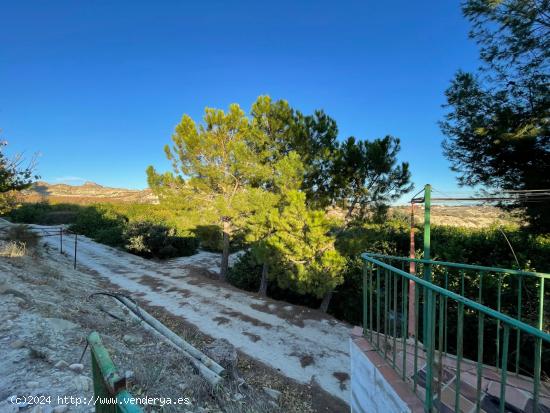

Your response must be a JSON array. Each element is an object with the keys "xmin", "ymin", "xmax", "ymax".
[
  {"xmin": 88, "ymin": 332, "xmax": 142, "ymax": 413},
  {"xmin": 423, "ymin": 184, "xmax": 432, "ymax": 343}
]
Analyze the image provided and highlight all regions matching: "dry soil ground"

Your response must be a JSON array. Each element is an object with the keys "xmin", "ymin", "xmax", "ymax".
[{"xmin": 0, "ymin": 222, "xmax": 350, "ymax": 413}]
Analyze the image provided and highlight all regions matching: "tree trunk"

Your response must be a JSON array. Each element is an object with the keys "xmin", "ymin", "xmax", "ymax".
[
  {"xmin": 258, "ymin": 262, "xmax": 268, "ymax": 296},
  {"xmin": 220, "ymin": 219, "xmax": 230, "ymax": 280},
  {"xmin": 319, "ymin": 290, "xmax": 333, "ymax": 313}
]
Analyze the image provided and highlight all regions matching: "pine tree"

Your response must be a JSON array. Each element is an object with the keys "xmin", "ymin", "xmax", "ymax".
[
  {"xmin": 265, "ymin": 190, "xmax": 346, "ymax": 311},
  {"xmin": 147, "ymin": 104, "xmax": 271, "ymax": 279},
  {"xmin": 441, "ymin": 0, "xmax": 550, "ymax": 231},
  {"xmin": 240, "ymin": 151, "xmax": 305, "ymax": 295}
]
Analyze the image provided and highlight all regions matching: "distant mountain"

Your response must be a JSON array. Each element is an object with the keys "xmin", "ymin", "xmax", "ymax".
[
  {"xmin": 21, "ymin": 181, "xmax": 158, "ymax": 204},
  {"xmin": 20, "ymin": 181, "xmax": 519, "ymax": 228}
]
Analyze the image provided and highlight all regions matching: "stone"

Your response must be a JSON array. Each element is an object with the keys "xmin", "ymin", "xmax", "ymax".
[
  {"xmin": 263, "ymin": 387, "xmax": 282, "ymax": 401},
  {"xmin": 123, "ymin": 334, "xmax": 143, "ymax": 345},
  {"xmin": 73, "ymin": 375, "xmax": 92, "ymax": 392},
  {"xmin": 68, "ymin": 363, "xmax": 83, "ymax": 372},
  {"xmin": 204, "ymin": 338, "xmax": 238, "ymax": 374},
  {"xmin": 44, "ymin": 318, "xmax": 78, "ymax": 332},
  {"xmin": 125, "ymin": 370, "xmax": 135, "ymax": 382},
  {"xmin": 10, "ymin": 340, "xmax": 25, "ymax": 349},
  {"xmin": 54, "ymin": 360, "xmax": 68, "ymax": 369},
  {"xmin": 233, "ymin": 393, "xmax": 244, "ymax": 401},
  {"xmin": 52, "ymin": 405, "xmax": 68, "ymax": 413}
]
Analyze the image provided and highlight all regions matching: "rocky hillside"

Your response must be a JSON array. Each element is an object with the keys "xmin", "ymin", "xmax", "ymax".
[
  {"xmin": 20, "ymin": 181, "xmax": 519, "ymax": 228},
  {"xmin": 20, "ymin": 181, "xmax": 158, "ymax": 204},
  {"xmin": 391, "ymin": 205, "xmax": 520, "ymax": 228}
]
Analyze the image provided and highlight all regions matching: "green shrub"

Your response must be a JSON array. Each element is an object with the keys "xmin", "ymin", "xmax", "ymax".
[
  {"xmin": 123, "ymin": 221, "xmax": 198, "ymax": 259},
  {"xmin": 194, "ymin": 225, "xmax": 222, "ymax": 252},
  {"xmin": 41, "ymin": 211, "xmax": 78, "ymax": 225},
  {"xmin": 226, "ymin": 250, "xmax": 262, "ymax": 291},
  {"xmin": 9, "ymin": 202, "xmax": 50, "ymax": 223},
  {"xmin": 69, "ymin": 206, "xmax": 126, "ymax": 247}
]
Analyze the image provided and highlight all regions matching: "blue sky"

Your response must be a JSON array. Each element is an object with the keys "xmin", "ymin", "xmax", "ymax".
[{"xmin": 0, "ymin": 1, "xmax": 479, "ymax": 201}]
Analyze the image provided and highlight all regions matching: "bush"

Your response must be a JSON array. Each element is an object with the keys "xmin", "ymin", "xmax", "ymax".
[
  {"xmin": 123, "ymin": 221, "xmax": 198, "ymax": 259},
  {"xmin": 69, "ymin": 206, "xmax": 126, "ymax": 247},
  {"xmin": 193, "ymin": 225, "xmax": 222, "ymax": 252},
  {"xmin": 226, "ymin": 250, "xmax": 262, "ymax": 291},
  {"xmin": 9, "ymin": 202, "xmax": 50, "ymax": 224},
  {"xmin": 0, "ymin": 224, "xmax": 39, "ymax": 256},
  {"xmin": 41, "ymin": 211, "xmax": 78, "ymax": 225}
]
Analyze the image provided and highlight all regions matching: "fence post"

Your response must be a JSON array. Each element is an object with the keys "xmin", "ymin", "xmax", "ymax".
[
  {"xmin": 409, "ymin": 202, "xmax": 416, "ymax": 337},
  {"xmin": 74, "ymin": 233, "xmax": 77, "ymax": 270},
  {"xmin": 88, "ymin": 332, "xmax": 142, "ymax": 413},
  {"xmin": 423, "ymin": 184, "xmax": 432, "ymax": 343}
]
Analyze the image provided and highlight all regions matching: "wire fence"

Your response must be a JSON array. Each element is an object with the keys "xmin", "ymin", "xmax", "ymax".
[{"xmin": 0, "ymin": 224, "xmax": 79, "ymax": 269}]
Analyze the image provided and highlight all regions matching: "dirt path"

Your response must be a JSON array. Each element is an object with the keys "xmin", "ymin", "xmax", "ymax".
[{"xmin": 34, "ymin": 225, "xmax": 351, "ymax": 404}]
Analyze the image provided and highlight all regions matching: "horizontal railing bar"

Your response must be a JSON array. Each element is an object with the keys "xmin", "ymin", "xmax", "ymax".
[
  {"xmin": 361, "ymin": 254, "xmax": 550, "ymax": 342},
  {"xmin": 363, "ymin": 252, "xmax": 550, "ymax": 279}
]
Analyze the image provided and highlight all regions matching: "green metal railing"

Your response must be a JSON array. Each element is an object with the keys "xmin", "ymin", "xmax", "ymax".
[
  {"xmin": 88, "ymin": 332, "xmax": 143, "ymax": 413},
  {"xmin": 361, "ymin": 253, "xmax": 550, "ymax": 413}
]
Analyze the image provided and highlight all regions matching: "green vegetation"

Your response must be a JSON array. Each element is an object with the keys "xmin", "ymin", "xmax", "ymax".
[
  {"xmin": 442, "ymin": 0, "xmax": 549, "ymax": 231},
  {"xmin": 147, "ymin": 95, "xmax": 412, "ymax": 309},
  {"xmin": 8, "ymin": 202, "xmax": 201, "ymax": 259},
  {"xmin": 0, "ymin": 140, "xmax": 39, "ymax": 214}
]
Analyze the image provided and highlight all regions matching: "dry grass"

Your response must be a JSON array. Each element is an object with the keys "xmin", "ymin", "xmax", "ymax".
[
  {"xmin": 0, "ymin": 224, "xmax": 40, "ymax": 257},
  {"xmin": 6, "ymin": 224, "xmax": 39, "ymax": 248},
  {"xmin": 0, "ymin": 240, "xmax": 27, "ymax": 257}
]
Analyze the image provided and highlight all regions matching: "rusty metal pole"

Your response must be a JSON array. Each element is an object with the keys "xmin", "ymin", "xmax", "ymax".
[{"xmin": 408, "ymin": 202, "xmax": 416, "ymax": 337}]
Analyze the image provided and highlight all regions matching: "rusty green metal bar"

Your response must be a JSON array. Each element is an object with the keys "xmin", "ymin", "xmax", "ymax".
[
  {"xmin": 377, "ymin": 267, "xmax": 381, "ymax": 349},
  {"xmin": 539, "ymin": 278, "xmax": 545, "ymax": 331},
  {"xmin": 424, "ymin": 289, "xmax": 435, "ymax": 412},
  {"xmin": 369, "ymin": 265, "xmax": 374, "ymax": 342},
  {"xmin": 402, "ymin": 274, "xmax": 408, "ymax": 380},
  {"xmin": 384, "ymin": 268, "xmax": 389, "ymax": 360},
  {"xmin": 414, "ymin": 282, "xmax": 419, "ymax": 394},
  {"xmin": 476, "ymin": 313, "xmax": 484, "ymax": 413},
  {"xmin": 361, "ymin": 255, "xmax": 550, "ymax": 342},
  {"xmin": 533, "ymin": 337, "xmax": 542, "ymax": 412},
  {"xmin": 516, "ymin": 276, "xmax": 522, "ymax": 375},
  {"xmin": 499, "ymin": 325, "xmax": 510, "ymax": 413},
  {"xmin": 444, "ymin": 269, "xmax": 449, "ymax": 356},
  {"xmin": 455, "ymin": 302, "xmax": 464, "ymax": 413},
  {"xmin": 88, "ymin": 332, "xmax": 142, "ymax": 413},
  {"xmin": 363, "ymin": 252, "xmax": 550, "ymax": 279},
  {"xmin": 496, "ymin": 274, "xmax": 502, "ymax": 370},
  {"xmin": 393, "ymin": 272, "xmax": 398, "ymax": 369},
  {"xmin": 363, "ymin": 264, "xmax": 368, "ymax": 335},
  {"xmin": 361, "ymin": 253, "xmax": 550, "ymax": 413},
  {"xmin": 437, "ymin": 295, "xmax": 444, "ymax": 409},
  {"xmin": 423, "ymin": 184, "xmax": 432, "ymax": 344}
]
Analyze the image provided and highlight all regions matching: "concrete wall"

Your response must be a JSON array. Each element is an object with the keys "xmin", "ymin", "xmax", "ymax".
[{"xmin": 350, "ymin": 338, "xmax": 414, "ymax": 413}]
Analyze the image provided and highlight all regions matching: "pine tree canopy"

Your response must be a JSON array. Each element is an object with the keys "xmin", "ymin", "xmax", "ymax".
[{"xmin": 441, "ymin": 0, "xmax": 550, "ymax": 231}]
